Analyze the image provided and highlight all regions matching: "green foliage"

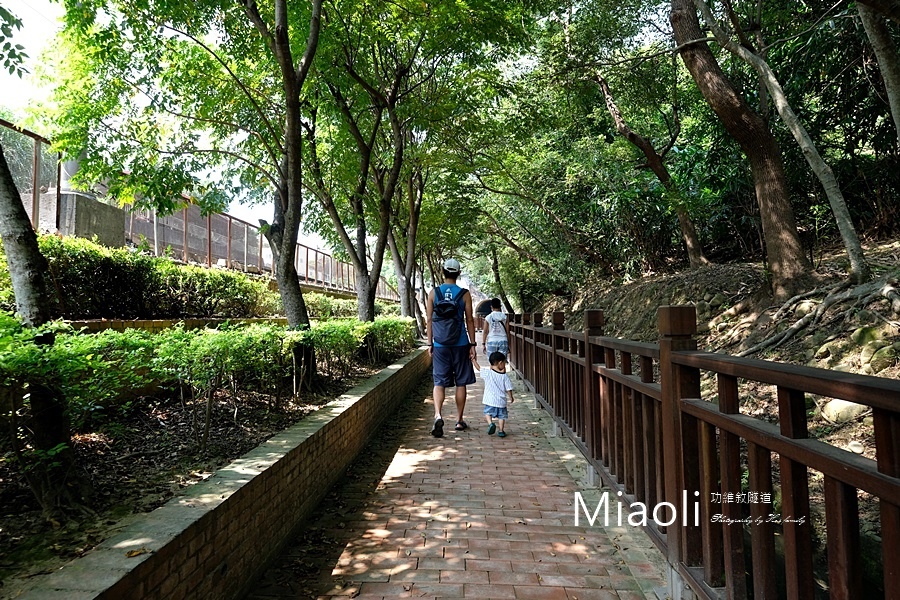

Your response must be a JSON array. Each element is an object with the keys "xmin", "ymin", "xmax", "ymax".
[
  {"xmin": 0, "ymin": 5, "xmax": 28, "ymax": 77},
  {"xmin": 304, "ymin": 293, "xmax": 358, "ymax": 319},
  {"xmin": 302, "ymin": 316, "xmax": 416, "ymax": 376},
  {"xmin": 365, "ymin": 317, "xmax": 417, "ymax": 363},
  {"xmin": 302, "ymin": 320, "xmax": 369, "ymax": 377},
  {"xmin": 0, "ymin": 234, "xmax": 281, "ymax": 319},
  {"xmin": 0, "ymin": 315, "xmax": 154, "ymax": 429},
  {"xmin": 303, "ymin": 292, "xmax": 400, "ymax": 319},
  {"xmin": 0, "ymin": 315, "xmax": 417, "ymax": 433},
  {"xmin": 33, "ymin": 0, "xmax": 900, "ymax": 318},
  {"xmin": 149, "ymin": 324, "xmax": 289, "ymax": 402}
]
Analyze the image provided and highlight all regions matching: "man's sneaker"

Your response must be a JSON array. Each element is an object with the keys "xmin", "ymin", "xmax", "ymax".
[
  {"xmin": 431, "ymin": 418, "xmax": 444, "ymax": 438},
  {"xmin": 497, "ymin": 431, "xmax": 507, "ymax": 438},
  {"xmin": 487, "ymin": 423, "xmax": 496, "ymax": 435}
]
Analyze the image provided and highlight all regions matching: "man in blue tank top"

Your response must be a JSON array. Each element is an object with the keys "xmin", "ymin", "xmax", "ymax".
[{"xmin": 426, "ymin": 258, "xmax": 477, "ymax": 437}]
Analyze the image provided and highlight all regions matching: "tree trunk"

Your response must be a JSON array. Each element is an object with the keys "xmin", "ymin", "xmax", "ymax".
[
  {"xmin": 355, "ymin": 270, "xmax": 376, "ymax": 321},
  {"xmin": 490, "ymin": 246, "xmax": 515, "ymax": 313},
  {"xmin": 246, "ymin": 0, "xmax": 322, "ymax": 388},
  {"xmin": 416, "ymin": 260, "xmax": 428, "ymax": 332},
  {"xmin": 860, "ymin": 4, "xmax": 900, "ymax": 148},
  {"xmin": 387, "ymin": 168, "xmax": 424, "ymax": 332},
  {"xmin": 670, "ymin": 0, "xmax": 811, "ymax": 299},
  {"xmin": 0, "ymin": 144, "xmax": 90, "ymax": 517},
  {"xmin": 0, "ymin": 145, "xmax": 54, "ymax": 327},
  {"xmin": 595, "ymin": 72, "xmax": 709, "ymax": 269},
  {"xmin": 858, "ymin": 0, "xmax": 900, "ymax": 25},
  {"xmin": 388, "ymin": 231, "xmax": 413, "ymax": 317},
  {"xmin": 694, "ymin": 0, "xmax": 870, "ymax": 283}
]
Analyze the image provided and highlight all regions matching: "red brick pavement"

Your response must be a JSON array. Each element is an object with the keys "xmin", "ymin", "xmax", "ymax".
[{"xmin": 247, "ymin": 359, "xmax": 667, "ymax": 600}]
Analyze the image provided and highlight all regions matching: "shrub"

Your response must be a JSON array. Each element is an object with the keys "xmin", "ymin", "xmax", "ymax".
[
  {"xmin": 0, "ymin": 235, "xmax": 282, "ymax": 319},
  {"xmin": 303, "ymin": 293, "xmax": 402, "ymax": 319},
  {"xmin": 0, "ymin": 317, "xmax": 156, "ymax": 429},
  {"xmin": 1, "ymin": 314, "xmax": 417, "ymax": 470},
  {"xmin": 304, "ymin": 293, "xmax": 358, "ymax": 319},
  {"xmin": 301, "ymin": 319, "xmax": 369, "ymax": 377},
  {"xmin": 375, "ymin": 301, "xmax": 401, "ymax": 317},
  {"xmin": 0, "ymin": 315, "xmax": 417, "ymax": 425},
  {"xmin": 366, "ymin": 317, "xmax": 417, "ymax": 362}
]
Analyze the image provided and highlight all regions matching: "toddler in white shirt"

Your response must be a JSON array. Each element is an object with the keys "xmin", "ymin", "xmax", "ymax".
[{"xmin": 472, "ymin": 351, "xmax": 515, "ymax": 437}]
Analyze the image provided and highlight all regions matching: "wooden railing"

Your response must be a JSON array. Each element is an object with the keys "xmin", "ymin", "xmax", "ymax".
[{"xmin": 508, "ymin": 306, "xmax": 900, "ymax": 600}]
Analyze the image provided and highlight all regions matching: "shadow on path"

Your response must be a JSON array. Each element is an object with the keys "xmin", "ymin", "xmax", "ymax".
[{"xmin": 246, "ymin": 358, "xmax": 668, "ymax": 600}]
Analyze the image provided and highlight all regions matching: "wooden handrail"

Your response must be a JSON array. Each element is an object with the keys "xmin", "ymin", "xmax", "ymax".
[
  {"xmin": 508, "ymin": 306, "xmax": 900, "ymax": 600},
  {"xmin": 673, "ymin": 350, "xmax": 900, "ymax": 410}
]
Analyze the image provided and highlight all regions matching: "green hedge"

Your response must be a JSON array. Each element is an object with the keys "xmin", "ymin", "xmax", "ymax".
[
  {"xmin": 0, "ymin": 235, "xmax": 281, "ymax": 319},
  {"xmin": 0, "ymin": 314, "xmax": 418, "ymax": 429},
  {"xmin": 304, "ymin": 292, "xmax": 401, "ymax": 319}
]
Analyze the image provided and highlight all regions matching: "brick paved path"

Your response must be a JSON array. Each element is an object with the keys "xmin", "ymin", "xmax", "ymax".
[{"xmin": 247, "ymin": 359, "xmax": 667, "ymax": 600}]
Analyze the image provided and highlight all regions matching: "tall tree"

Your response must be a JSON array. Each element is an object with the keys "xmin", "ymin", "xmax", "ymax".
[
  {"xmin": 0, "ymin": 148, "xmax": 52, "ymax": 327},
  {"xmin": 541, "ymin": 0, "xmax": 709, "ymax": 268},
  {"xmin": 670, "ymin": 0, "xmax": 812, "ymax": 299},
  {"xmin": 52, "ymin": 0, "xmax": 323, "ymax": 331},
  {"xmin": 860, "ymin": 4, "xmax": 900, "ymax": 148},
  {"xmin": 388, "ymin": 163, "xmax": 425, "ymax": 331},
  {"xmin": 693, "ymin": 0, "xmax": 870, "ymax": 283},
  {"xmin": 593, "ymin": 71, "xmax": 708, "ymax": 268},
  {"xmin": 303, "ymin": 0, "xmax": 536, "ymax": 320},
  {"xmin": 0, "ymin": 12, "xmax": 86, "ymax": 517}
]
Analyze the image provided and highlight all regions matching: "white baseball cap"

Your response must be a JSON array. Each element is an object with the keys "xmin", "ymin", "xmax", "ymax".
[{"xmin": 443, "ymin": 258, "xmax": 461, "ymax": 274}]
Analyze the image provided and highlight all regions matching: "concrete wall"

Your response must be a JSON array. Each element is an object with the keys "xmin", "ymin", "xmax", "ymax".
[
  {"xmin": 22, "ymin": 191, "xmax": 61, "ymax": 234},
  {"xmin": 23, "ymin": 191, "xmax": 126, "ymax": 247},
  {"xmin": 20, "ymin": 348, "xmax": 431, "ymax": 600},
  {"xmin": 59, "ymin": 192, "xmax": 125, "ymax": 248}
]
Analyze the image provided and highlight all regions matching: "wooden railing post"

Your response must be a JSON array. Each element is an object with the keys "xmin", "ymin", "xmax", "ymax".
[
  {"xmin": 601, "ymin": 342, "xmax": 615, "ymax": 469},
  {"xmin": 875, "ymin": 409, "xmax": 900, "ymax": 597},
  {"xmin": 511, "ymin": 313, "xmax": 521, "ymax": 371},
  {"xmin": 583, "ymin": 310, "xmax": 604, "ymax": 461},
  {"xmin": 257, "ymin": 229, "xmax": 263, "ymax": 271},
  {"xmin": 522, "ymin": 313, "xmax": 533, "ymax": 385},
  {"xmin": 658, "ymin": 306, "xmax": 699, "ymax": 587},
  {"xmin": 206, "ymin": 213, "xmax": 212, "ymax": 267},
  {"xmin": 550, "ymin": 312, "xmax": 564, "ymax": 412},
  {"xmin": 243, "ymin": 222, "xmax": 249, "ymax": 269},
  {"xmin": 777, "ymin": 387, "xmax": 813, "ymax": 600},
  {"xmin": 533, "ymin": 313, "xmax": 544, "ymax": 399},
  {"xmin": 226, "ymin": 216, "xmax": 232, "ymax": 268}
]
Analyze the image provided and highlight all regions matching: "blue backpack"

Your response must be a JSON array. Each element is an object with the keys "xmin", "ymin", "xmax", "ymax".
[{"xmin": 432, "ymin": 285, "xmax": 467, "ymax": 345}]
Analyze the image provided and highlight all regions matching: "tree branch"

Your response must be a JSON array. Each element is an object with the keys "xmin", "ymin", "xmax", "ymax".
[{"xmin": 161, "ymin": 22, "xmax": 284, "ymax": 156}]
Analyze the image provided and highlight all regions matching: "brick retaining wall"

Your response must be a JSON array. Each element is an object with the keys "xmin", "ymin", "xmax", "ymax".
[{"xmin": 22, "ymin": 348, "xmax": 432, "ymax": 599}]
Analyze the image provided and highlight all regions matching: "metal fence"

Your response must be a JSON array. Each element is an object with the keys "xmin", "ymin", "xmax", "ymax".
[
  {"xmin": 126, "ymin": 206, "xmax": 397, "ymax": 300},
  {"xmin": 1, "ymin": 117, "xmax": 61, "ymax": 232},
  {"xmin": 2, "ymin": 118, "xmax": 398, "ymax": 302}
]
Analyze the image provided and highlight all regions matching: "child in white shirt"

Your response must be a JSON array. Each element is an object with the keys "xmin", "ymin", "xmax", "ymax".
[{"xmin": 472, "ymin": 351, "xmax": 515, "ymax": 437}]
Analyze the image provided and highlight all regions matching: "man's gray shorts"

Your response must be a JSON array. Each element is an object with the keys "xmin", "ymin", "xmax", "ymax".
[{"xmin": 433, "ymin": 345, "xmax": 476, "ymax": 387}]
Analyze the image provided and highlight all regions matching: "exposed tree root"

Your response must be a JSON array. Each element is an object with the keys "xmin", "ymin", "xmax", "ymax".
[
  {"xmin": 736, "ymin": 279, "xmax": 897, "ymax": 357},
  {"xmin": 771, "ymin": 282, "xmax": 846, "ymax": 321}
]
